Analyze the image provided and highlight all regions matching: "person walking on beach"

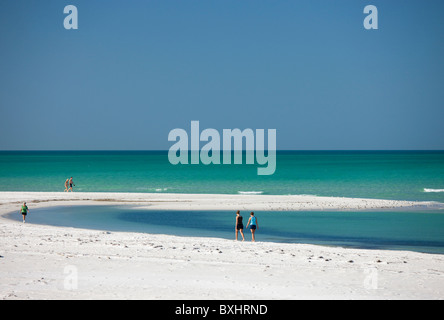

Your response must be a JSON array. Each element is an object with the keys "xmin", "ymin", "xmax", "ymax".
[
  {"xmin": 67, "ymin": 177, "xmax": 75, "ymax": 192},
  {"xmin": 64, "ymin": 178, "xmax": 69, "ymax": 192},
  {"xmin": 235, "ymin": 211, "xmax": 245, "ymax": 241},
  {"xmin": 20, "ymin": 202, "xmax": 29, "ymax": 223},
  {"xmin": 246, "ymin": 212, "xmax": 258, "ymax": 242}
]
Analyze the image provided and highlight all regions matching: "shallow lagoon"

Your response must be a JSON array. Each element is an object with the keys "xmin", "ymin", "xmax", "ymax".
[{"xmin": 8, "ymin": 205, "xmax": 444, "ymax": 254}]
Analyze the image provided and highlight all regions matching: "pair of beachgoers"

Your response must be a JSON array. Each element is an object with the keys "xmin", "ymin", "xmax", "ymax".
[
  {"xmin": 64, "ymin": 177, "xmax": 75, "ymax": 192},
  {"xmin": 235, "ymin": 211, "xmax": 259, "ymax": 242}
]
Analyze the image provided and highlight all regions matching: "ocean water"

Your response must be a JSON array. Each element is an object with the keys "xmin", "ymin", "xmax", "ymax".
[
  {"xmin": 7, "ymin": 205, "xmax": 444, "ymax": 254},
  {"xmin": 2, "ymin": 151, "xmax": 444, "ymax": 253},
  {"xmin": 0, "ymin": 151, "xmax": 443, "ymax": 202}
]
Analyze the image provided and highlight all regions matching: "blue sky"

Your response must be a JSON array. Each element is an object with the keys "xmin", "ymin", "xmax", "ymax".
[{"xmin": 0, "ymin": 0, "xmax": 443, "ymax": 150}]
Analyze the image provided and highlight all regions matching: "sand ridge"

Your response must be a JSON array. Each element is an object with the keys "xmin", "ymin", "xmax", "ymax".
[{"xmin": 1, "ymin": 192, "xmax": 443, "ymax": 299}]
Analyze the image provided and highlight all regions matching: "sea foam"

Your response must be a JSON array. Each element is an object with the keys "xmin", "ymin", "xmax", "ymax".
[
  {"xmin": 238, "ymin": 191, "xmax": 264, "ymax": 195},
  {"xmin": 424, "ymin": 188, "xmax": 444, "ymax": 193}
]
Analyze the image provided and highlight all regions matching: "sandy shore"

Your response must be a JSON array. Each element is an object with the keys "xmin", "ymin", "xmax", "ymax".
[{"xmin": 1, "ymin": 192, "xmax": 443, "ymax": 300}]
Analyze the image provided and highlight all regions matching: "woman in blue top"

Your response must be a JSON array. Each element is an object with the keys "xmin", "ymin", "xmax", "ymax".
[{"xmin": 246, "ymin": 212, "xmax": 259, "ymax": 242}]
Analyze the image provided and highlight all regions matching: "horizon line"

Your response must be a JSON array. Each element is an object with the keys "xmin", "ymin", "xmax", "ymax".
[{"xmin": 1, "ymin": 149, "xmax": 444, "ymax": 152}]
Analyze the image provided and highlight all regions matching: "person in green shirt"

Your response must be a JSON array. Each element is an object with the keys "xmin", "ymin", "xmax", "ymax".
[{"xmin": 20, "ymin": 202, "xmax": 29, "ymax": 223}]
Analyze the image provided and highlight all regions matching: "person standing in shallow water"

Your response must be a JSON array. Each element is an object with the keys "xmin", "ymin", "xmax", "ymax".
[
  {"xmin": 246, "ymin": 212, "xmax": 259, "ymax": 242},
  {"xmin": 235, "ymin": 211, "xmax": 245, "ymax": 241}
]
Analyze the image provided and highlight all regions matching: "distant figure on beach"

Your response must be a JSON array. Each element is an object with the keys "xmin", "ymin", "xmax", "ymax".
[
  {"xmin": 246, "ymin": 212, "xmax": 258, "ymax": 242},
  {"xmin": 20, "ymin": 202, "xmax": 29, "ymax": 223},
  {"xmin": 235, "ymin": 211, "xmax": 245, "ymax": 241},
  {"xmin": 67, "ymin": 177, "xmax": 75, "ymax": 192},
  {"xmin": 64, "ymin": 178, "xmax": 69, "ymax": 192}
]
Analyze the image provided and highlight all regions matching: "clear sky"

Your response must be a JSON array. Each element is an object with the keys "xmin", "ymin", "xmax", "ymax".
[{"xmin": 0, "ymin": 0, "xmax": 443, "ymax": 150}]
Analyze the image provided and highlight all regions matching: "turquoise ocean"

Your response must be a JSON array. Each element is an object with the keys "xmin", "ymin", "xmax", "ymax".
[
  {"xmin": 2, "ymin": 151, "xmax": 444, "ymax": 254},
  {"xmin": 1, "ymin": 151, "xmax": 444, "ymax": 202}
]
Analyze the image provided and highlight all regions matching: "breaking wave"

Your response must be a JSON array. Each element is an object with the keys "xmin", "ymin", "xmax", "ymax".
[
  {"xmin": 424, "ymin": 188, "xmax": 444, "ymax": 193},
  {"xmin": 237, "ymin": 191, "xmax": 264, "ymax": 195}
]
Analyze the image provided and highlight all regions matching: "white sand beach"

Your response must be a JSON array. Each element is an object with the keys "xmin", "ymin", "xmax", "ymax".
[{"xmin": 1, "ymin": 191, "xmax": 443, "ymax": 300}]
